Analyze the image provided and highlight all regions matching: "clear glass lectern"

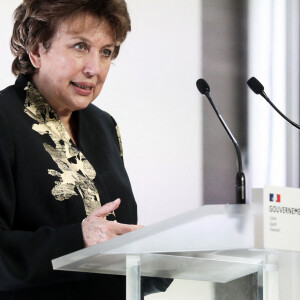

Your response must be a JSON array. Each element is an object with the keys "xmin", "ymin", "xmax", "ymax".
[{"xmin": 52, "ymin": 204, "xmax": 264, "ymax": 300}]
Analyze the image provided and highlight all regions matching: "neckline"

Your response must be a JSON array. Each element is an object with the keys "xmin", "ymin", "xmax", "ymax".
[{"xmin": 24, "ymin": 81, "xmax": 79, "ymax": 148}]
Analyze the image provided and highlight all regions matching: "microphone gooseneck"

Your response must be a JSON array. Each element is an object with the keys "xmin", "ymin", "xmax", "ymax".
[
  {"xmin": 247, "ymin": 77, "xmax": 300, "ymax": 130},
  {"xmin": 196, "ymin": 78, "xmax": 246, "ymax": 204}
]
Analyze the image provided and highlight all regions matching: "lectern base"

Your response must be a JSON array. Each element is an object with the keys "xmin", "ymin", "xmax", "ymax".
[
  {"xmin": 126, "ymin": 255, "xmax": 141, "ymax": 300},
  {"xmin": 124, "ymin": 253, "xmax": 263, "ymax": 300}
]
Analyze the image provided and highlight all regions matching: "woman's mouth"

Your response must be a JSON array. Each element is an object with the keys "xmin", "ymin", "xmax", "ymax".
[
  {"xmin": 71, "ymin": 82, "xmax": 94, "ymax": 95},
  {"xmin": 71, "ymin": 82, "xmax": 93, "ymax": 90}
]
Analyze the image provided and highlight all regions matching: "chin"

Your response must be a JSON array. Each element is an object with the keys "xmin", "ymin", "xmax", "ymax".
[
  {"xmin": 70, "ymin": 98, "xmax": 94, "ymax": 111},
  {"xmin": 73, "ymin": 103, "xmax": 91, "ymax": 111}
]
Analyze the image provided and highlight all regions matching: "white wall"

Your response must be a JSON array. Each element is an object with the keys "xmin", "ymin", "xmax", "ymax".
[
  {"xmin": 247, "ymin": 0, "xmax": 286, "ymax": 189},
  {"xmin": 99, "ymin": 0, "xmax": 202, "ymax": 224},
  {"xmin": 0, "ymin": 0, "xmax": 20, "ymax": 89},
  {"xmin": 247, "ymin": 0, "xmax": 300, "ymax": 191},
  {"xmin": 0, "ymin": 1, "xmax": 203, "ymax": 225}
]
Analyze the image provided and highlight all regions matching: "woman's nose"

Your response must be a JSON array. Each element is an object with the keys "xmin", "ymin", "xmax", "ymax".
[{"xmin": 82, "ymin": 52, "xmax": 102, "ymax": 77}]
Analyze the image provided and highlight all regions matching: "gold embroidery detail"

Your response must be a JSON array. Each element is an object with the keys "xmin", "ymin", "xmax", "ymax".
[
  {"xmin": 23, "ymin": 82, "xmax": 111, "ymax": 217},
  {"xmin": 115, "ymin": 125, "xmax": 123, "ymax": 157}
]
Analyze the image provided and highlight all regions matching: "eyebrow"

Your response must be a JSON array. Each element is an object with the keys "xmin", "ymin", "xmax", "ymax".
[{"xmin": 70, "ymin": 36, "xmax": 115, "ymax": 48}]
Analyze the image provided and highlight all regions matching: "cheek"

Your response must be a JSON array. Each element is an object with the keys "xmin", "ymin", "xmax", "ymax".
[
  {"xmin": 96, "ymin": 65, "xmax": 110, "ymax": 90},
  {"xmin": 48, "ymin": 53, "xmax": 79, "ymax": 78},
  {"xmin": 94, "ymin": 83, "xmax": 104, "ymax": 98},
  {"xmin": 101, "ymin": 64, "xmax": 111, "ymax": 81}
]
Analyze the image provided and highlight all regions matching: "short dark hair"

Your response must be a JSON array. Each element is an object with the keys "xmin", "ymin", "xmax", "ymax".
[{"xmin": 10, "ymin": 0, "xmax": 131, "ymax": 76}]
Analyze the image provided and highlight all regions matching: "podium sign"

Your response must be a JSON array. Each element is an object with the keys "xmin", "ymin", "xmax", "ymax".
[{"xmin": 263, "ymin": 186, "xmax": 300, "ymax": 251}]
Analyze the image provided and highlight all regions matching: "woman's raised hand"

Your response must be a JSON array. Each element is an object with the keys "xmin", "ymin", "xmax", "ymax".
[{"xmin": 81, "ymin": 198, "xmax": 143, "ymax": 247}]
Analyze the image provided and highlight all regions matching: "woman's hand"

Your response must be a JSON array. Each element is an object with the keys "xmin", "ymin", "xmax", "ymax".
[{"xmin": 81, "ymin": 198, "xmax": 143, "ymax": 247}]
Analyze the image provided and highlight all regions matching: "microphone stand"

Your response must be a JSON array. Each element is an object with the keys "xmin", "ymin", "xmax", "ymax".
[{"xmin": 197, "ymin": 79, "xmax": 246, "ymax": 204}]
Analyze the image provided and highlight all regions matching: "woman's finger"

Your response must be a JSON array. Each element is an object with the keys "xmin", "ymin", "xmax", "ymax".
[
  {"xmin": 108, "ymin": 221, "xmax": 144, "ymax": 235},
  {"xmin": 89, "ymin": 198, "xmax": 121, "ymax": 218}
]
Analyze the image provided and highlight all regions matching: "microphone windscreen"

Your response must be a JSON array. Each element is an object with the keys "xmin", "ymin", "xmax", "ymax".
[
  {"xmin": 247, "ymin": 77, "xmax": 264, "ymax": 94},
  {"xmin": 196, "ymin": 79, "xmax": 210, "ymax": 94}
]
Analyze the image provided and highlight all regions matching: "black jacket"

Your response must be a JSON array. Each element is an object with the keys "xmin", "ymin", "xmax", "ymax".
[{"xmin": 0, "ymin": 75, "xmax": 138, "ymax": 299}]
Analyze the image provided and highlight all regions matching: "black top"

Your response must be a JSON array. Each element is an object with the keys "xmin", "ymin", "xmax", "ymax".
[{"xmin": 0, "ymin": 75, "xmax": 137, "ymax": 299}]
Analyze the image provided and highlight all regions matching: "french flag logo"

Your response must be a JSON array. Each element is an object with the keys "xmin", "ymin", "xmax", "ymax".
[{"xmin": 270, "ymin": 193, "xmax": 281, "ymax": 203}]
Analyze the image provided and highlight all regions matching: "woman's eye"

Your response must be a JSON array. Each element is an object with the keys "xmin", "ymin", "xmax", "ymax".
[
  {"xmin": 101, "ymin": 49, "xmax": 113, "ymax": 57},
  {"xmin": 74, "ymin": 43, "xmax": 88, "ymax": 52}
]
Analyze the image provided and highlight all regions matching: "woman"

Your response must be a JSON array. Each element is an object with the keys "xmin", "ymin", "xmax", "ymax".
[{"xmin": 0, "ymin": 0, "xmax": 168, "ymax": 298}]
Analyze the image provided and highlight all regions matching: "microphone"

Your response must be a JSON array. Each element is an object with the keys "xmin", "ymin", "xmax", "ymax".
[
  {"xmin": 247, "ymin": 77, "xmax": 300, "ymax": 130},
  {"xmin": 196, "ymin": 79, "xmax": 246, "ymax": 204}
]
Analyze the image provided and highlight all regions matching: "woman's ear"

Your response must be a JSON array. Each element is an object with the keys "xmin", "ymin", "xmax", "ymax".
[{"xmin": 28, "ymin": 44, "xmax": 43, "ymax": 69}]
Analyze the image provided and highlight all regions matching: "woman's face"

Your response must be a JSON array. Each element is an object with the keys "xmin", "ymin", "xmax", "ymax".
[{"xmin": 30, "ymin": 14, "xmax": 115, "ymax": 117}]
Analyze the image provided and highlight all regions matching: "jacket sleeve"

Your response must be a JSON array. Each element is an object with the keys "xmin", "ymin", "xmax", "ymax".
[{"xmin": 0, "ymin": 111, "xmax": 85, "ymax": 291}]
